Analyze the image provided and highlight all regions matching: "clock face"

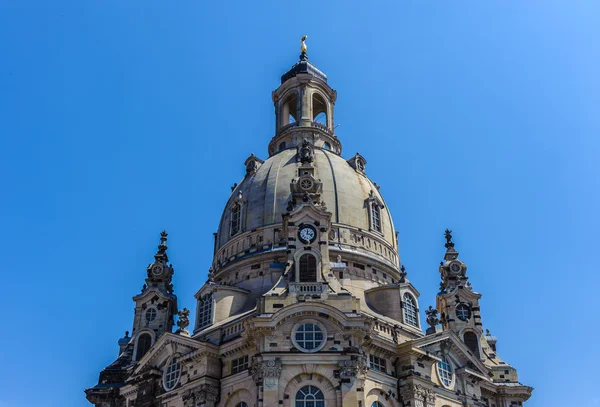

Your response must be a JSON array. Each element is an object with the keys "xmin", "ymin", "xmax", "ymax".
[
  {"xmin": 450, "ymin": 262, "xmax": 461, "ymax": 273},
  {"xmin": 299, "ymin": 226, "xmax": 316, "ymax": 243},
  {"xmin": 152, "ymin": 264, "xmax": 163, "ymax": 276}
]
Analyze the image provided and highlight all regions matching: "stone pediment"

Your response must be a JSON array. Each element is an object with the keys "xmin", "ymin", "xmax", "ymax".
[
  {"xmin": 287, "ymin": 200, "xmax": 331, "ymax": 223},
  {"xmin": 411, "ymin": 331, "xmax": 491, "ymax": 379},
  {"xmin": 131, "ymin": 333, "xmax": 211, "ymax": 376},
  {"xmin": 132, "ymin": 286, "xmax": 173, "ymax": 303}
]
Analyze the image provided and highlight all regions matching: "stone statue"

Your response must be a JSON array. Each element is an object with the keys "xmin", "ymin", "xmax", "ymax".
[
  {"xmin": 299, "ymin": 139, "xmax": 314, "ymax": 164},
  {"xmin": 444, "ymin": 228, "xmax": 454, "ymax": 250}
]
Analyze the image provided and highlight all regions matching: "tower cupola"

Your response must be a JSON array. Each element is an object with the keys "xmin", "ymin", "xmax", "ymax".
[{"xmin": 269, "ymin": 36, "xmax": 340, "ymax": 156}]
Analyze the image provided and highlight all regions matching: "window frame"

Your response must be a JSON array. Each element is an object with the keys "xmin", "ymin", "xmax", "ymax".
[
  {"xmin": 369, "ymin": 354, "xmax": 387, "ymax": 373},
  {"xmin": 291, "ymin": 320, "xmax": 327, "ymax": 353},
  {"xmin": 145, "ymin": 307, "xmax": 157, "ymax": 323},
  {"xmin": 134, "ymin": 332, "xmax": 153, "ymax": 361},
  {"xmin": 371, "ymin": 204, "xmax": 381, "ymax": 232},
  {"xmin": 295, "ymin": 385, "xmax": 325, "ymax": 407},
  {"xmin": 162, "ymin": 355, "xmax": 182, "ymax": 391},
  {"xmin": 231, "ymin": 355, "xmax": 249, "ymax": 375},
  {"xmin": 298, "ymin": 253, "xmax": 318, "ymax": 282},
  {"xmin": 402, "ymin": 292, "xmax": 419, "ymax": 327},
  {"xmin": 196, "ymin": 293, "xmax": 214, "ymax": 330},
  {"xmin": 436, "ymin": 355, "xmax": 455, "ymax": 389},
  {"xmin": 456, "ymin": 303, "xmax": 471, "ymax": 321},
  {"xmin": 230, "ymin": 203, "xmax": 241, "ymax": 236}
]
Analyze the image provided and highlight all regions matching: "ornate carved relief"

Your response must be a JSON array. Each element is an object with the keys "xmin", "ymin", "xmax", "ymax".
[
  {"xmin": 182, "ymin": 384, "xmax": 219, "ymax": 407},
  {"xmin": 399, "ymin": 384, "xmax": 436, "ymax": 407},
  {"xmin": 250, "ymin": 358, "xmax": 282, "ymax": 388}
]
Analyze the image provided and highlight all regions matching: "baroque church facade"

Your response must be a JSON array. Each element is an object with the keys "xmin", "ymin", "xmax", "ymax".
[{"xmin": 86, "ymin": 43, "xmax": 533, "ymax": 407}]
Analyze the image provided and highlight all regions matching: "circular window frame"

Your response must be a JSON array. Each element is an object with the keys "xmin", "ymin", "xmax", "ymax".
[
  {"xmin": 436, "ymin": 355, "xmax": 455, "ymax": 390},
  {"xmin": 291, "ymin": 320, "xmax": 327, "ymax": 353},
  {"xmin": 455, "ymin": 303, "xmax": 471, "ymax": 321},
  {"xmin": 162, "ymin": 354, "xmax": 182, "ymax": 392},
  {"xmin": 145, "ymin": 307, "xmax": 158, "ymax": 323}
]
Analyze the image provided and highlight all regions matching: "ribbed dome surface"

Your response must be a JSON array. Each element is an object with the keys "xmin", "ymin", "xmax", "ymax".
[{"xmin": 215, "ymin": 148, "xmax": 396, "ymax": 252}]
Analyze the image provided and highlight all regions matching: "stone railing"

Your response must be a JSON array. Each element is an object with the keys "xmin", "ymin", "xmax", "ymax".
[
  {"xmin": 277, "ymin": 122, "xmax": 299, "ymax": 135},
  {"xmin": 311, "ymin": 121, "xmax": 333, "ymax": 135},
  {"xmin": 289, "ymin": 282, "xmax": 328, "ymax": 294}
]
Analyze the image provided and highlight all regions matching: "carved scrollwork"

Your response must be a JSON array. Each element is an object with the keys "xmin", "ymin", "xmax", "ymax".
[
  {"xmin": 250, "ymin": 358, "xmax": 282, "ymax": 388},
  {"xmin": 182, "ymin": 384, "xmax": 219, "ymax": 407},
  {"xmin": 399, "ymin": 384, "xmax": 436, "ymax": 407},
  {"xmin": 337, "ymin": 353, "xmax": 368, "ymax": 379}
]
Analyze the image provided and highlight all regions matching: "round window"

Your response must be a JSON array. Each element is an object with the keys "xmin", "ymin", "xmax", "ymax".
[
  {"xmin": 436, "ymin": 355, "xmax": 454, "ymax": 389},
  {"xmin": 163, "ymin": 356, "xmax": 181, "ymax": 391},
  {"xmin": 145, "ymin": 308, "xmax": 157, "ymax": 322},
  {"xmin": 455, "ymin": 303, "xmax": 471, "ymax": 321},
  {"xmin": 292, "ymin": 321, "xmax": 326, "ymax": 353}
]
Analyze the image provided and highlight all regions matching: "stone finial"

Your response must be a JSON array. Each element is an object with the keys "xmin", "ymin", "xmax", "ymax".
[
  {"xmin": 300, "ymin": 35, "xmax": 308, "ymax": 58},
  {"xmin": 399, "ymin": 265, "xmax": 407, "ymax": 283},
  {"xmin": 425, "ymin": 306, "xmax": 439, "ymax": 328},
  {"xmin": 125, "ymin": 331, "xmax": 129, "ymax": 338},
  {"xmin": 425, "ymin": 306, "xmax": 441, "ymax": 335},
  {"xmin": 176, "ymin": 307, "xmax": 191, "ymax": 336}
]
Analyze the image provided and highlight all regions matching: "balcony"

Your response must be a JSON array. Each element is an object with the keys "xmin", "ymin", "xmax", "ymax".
[{"xmin": 289, "ymin": 282, "xmax": 328, "ymax": 294}]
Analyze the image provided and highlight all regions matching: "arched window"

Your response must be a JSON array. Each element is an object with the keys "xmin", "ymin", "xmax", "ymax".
[
  {"xmin": 323, "ymin": 142, "xmax": 331, "ymax": 151},
  {"xmin": 295, "ymin": 385, "xmax": 325, "ymax": 407},
  {"xmin": 235, "ymin": 403, "xmax": 249, "ymax": 407},
  {"xmin": 464, "ymin": 331, "xmax": 481, "ymax": 358},
  {"xmin": 135, "ymin": 333, "xmax": 152, "ymax": 360},
  {"xmin": 436, "ymin": 355, "xmax": 454, "ymax": 388},
  {"xmin": 282, "ymin": 93, "xmax": 298, "ymax": 125},
  {"xmin": 197, "ymin": 293, "xmax": 213, "ymax": 329},
  {"xmin": 279, "ymin": 142, "xmax": 287, "ymax": 151},
  {"xmin": 299, "ymin": 253, "xmax": 317, "ymax": 282},
  {"xmin": 312, "ymin": 93, "xmax": 327, "ymax": 125},
  {"xmin": 371, "ymin": 204, "xmax": 381, "ymax": 232},
  {"xmin": 402, "ymin": 293, "xmax": 418, "ymax": 327},
  {"xmin": 230, "ymin": 204, "xmax": 241, "ymax": 236}
]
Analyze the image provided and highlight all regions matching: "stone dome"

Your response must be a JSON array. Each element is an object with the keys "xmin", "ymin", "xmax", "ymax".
[{"xmin": 213, "ymin": 147, "xmax": 400, "ymax": 273}]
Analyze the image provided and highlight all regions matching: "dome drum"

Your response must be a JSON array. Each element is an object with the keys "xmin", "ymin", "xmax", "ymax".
[{"xmin": 268, "ymin": 124, "xmax": 341, "ymax": 156}]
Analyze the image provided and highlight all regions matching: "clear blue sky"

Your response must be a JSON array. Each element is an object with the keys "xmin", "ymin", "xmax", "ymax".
[{"xmin": 1, "ymin": 1, "xmax": 598, "ymax": 406}]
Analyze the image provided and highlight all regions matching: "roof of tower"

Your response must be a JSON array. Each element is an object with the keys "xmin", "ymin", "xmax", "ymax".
[{"xmin": 281, "ymin": 52, "xmax": 328, "ymax": 84}]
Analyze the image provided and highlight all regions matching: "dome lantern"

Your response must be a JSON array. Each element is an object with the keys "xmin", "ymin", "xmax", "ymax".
[{"xmin": 269, "ymin": 37, "xmax": 340, "ymax": 156}]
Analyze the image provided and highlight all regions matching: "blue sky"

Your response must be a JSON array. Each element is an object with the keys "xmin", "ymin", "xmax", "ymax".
[{"xmin": 1, "ymin": 1, "xmax": 598, "ymax": 406}]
